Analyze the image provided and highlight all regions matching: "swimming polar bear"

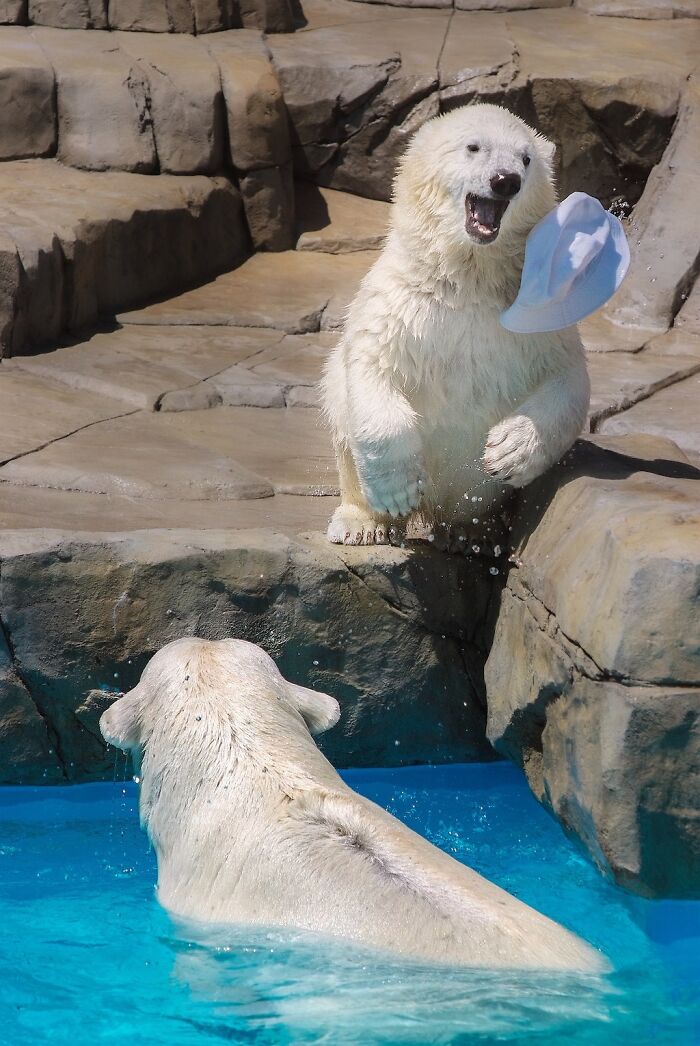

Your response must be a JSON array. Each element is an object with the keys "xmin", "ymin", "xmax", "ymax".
[
  {"xmin": 100, "ymin": 637, "xmax": 605, "ymax": 972},
  {"xmin": 322, "ymin": 104, "xmax": 590, "ymax": 546}
]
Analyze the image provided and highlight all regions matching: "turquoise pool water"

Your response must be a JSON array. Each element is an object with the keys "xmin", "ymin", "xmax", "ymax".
[{"xmin": 0, "ymin": 762, "xmax": 698, "ymax": 1045}]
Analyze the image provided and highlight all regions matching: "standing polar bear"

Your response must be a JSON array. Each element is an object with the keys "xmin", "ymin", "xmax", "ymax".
[
  {"xmin": 323, "ymin": 104, "xmax": 590, "ymax": 546},
  {"xmin": 100, "ymin": 637, "xmax": 605, "ymax": 972}
]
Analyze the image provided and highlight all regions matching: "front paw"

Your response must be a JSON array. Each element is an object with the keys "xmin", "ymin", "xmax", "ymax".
[
  {"xmin": 482, "ymin": 417, "xmax": 547, "ymax": 488},
  {"xmin": 355, "ymin": 450, "xmax": 427, "ymax": 518}
]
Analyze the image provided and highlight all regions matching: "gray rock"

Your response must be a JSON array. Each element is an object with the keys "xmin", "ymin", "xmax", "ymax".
[
  {"xmin": 32, "ymin": 27, "xmax": 157, "ymax": 173},
  {"xmin": 239, "ymin": 0, "xmax": 294, "ymax": 32},
  {"xmin": 675, "ymin": 279, "xmax": 700, "ymax": 336},
  {"xmin": 108, "ymin": 0, "xmax": 194, "ymax": 31},
  {"xmin": 0, "ymin": 528, "xmax": 496, "ymax": 779},
  {"xmin": 0, "ymin": 161, "xmax": 249, "ymax": 356},
  {"xmin": 0, "ymin": 0, "xmax": 27, "ymax": 22},
  {"xmin": 586, "ymin": 351, "xmax": 700, "ymax": 429},
  {"xmin": 205, "ymin": 31, "xmax": 291, "ymax": 172},
  {"xmin": 29, "ymin": 0, "xmax": 107, "ymax": 27},
  {"xmin": 240, "ymin": 166, "xmax": 295, "ymax": 251},
  {"xmin": 0, "ymin": 28, "xmax": 56, "ymax": 160},
  {"xmin": 605, "ymin": 81, "xmax": 700, "ymax": 333},
  {"xmin": 295, "ymin": 182, "xmax": 390, "ymax": 253},
  {"xmin": 114, "ymin": 32, "xmax": 224, "ymax": 176},
  {"xmin": 597, "ymin": 372, "xmax": 700, "ymax": 457},
  {"xmin": 485, "ymin": 435, "xmax": 700, "ymax": 897},
  {"xmin": 190, "ymin": 0, "xmax": 238, "ymax": 31}
]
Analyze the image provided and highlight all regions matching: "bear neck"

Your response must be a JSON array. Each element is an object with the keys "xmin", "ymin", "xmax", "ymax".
[{"xmin": 137, "ymin": 704, "xmax": 343, "ymax": 874}]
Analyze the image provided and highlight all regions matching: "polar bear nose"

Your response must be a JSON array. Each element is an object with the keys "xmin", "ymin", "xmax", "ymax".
[{"xmin": 490, "ymin": 171, "xmax": 521, "ymax": 199}]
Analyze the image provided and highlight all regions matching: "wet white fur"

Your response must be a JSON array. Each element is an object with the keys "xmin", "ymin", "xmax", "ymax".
[
  {"xmin": 100, "ymin": 637, "xmax": 605, "ymax": 972},
  {"xmin": 322, "ymin": 104, "xmax": 590, "ymax": 545}
]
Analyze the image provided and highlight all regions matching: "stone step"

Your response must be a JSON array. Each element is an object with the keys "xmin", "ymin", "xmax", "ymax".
[
  {"xmin": 295, "ymin": 182, "xmax": 390, "ymax": 253},
  {"xmin": 117, "ymin": 249, "xmax": 377, "ymax": 332},
  {"xmin": 1, "ymin": 0, "xmax": 296, "ymax": 33},
  {"xmin": 0, "ymin": 26, "xmax": 296, "ymax": 249},
  {"xmin": 0, "ymin": 159, "xmax": 249, "ymax": 357},
  {"xmin": 597, "ymin": 371, "xmax": 700, "ymax": 458}
]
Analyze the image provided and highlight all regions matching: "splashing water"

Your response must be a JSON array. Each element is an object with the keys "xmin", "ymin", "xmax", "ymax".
[{"xmin": 0, "ymin": 763, "xmax": 698, "ymax": 1045}]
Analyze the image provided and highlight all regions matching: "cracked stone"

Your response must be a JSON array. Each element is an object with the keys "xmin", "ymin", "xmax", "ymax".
[
  {"xmin": 0, "ymin": 405, "xmax": 338, "ymax": 499},
  {"xmin": 578, "ymin": 313, "xmax": 656, "ymax": 354},
  {"xmin": 586, "ymin": 351, "xmax": 700, "ymax": 429},
  {"xmin": 575, "ymin": 0, "xmax": 699, "ymax": 16},
  {"xmin": 31, "ymin": 27, "xmax": 157, "ymax": 173},
  {"xmin": 597, "ymin": 372, "xmax": 700, "ymax": 457},
  {"xmin": 114, "ymin": 31, "xmax": 224, "ymax": 175},
  {"xmin": 643, "ymin": 328, "xmax": 700, "ymax": 361},
  {"xmin": 118, "ymin": 250, "xmax": 377, "ymax": 333},
  {"xmin": 0, "ymin": 368, "xmax": 128, "ymax": 462},
  {"xmin": 675, "ymin": 279, "xmax": 700, "ymax": 336},
  {"xmin": 5, "ymin": 325, "xmax": 283, "ymax": 410}
]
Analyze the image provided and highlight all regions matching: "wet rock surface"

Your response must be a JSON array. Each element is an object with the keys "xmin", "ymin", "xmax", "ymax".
[{"xmin": 485, "ymin": 436, "xmax": 700, "ymax": 897}]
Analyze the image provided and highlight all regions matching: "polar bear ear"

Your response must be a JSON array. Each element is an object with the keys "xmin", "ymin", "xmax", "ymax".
[
  {"xmin": 285, "ymin": 682, "xmax": 341, "ymax": 736},
  {"xmin": 99, "ymin": 687, "xmax": 144, "ymax": 751},
  {"xmin": 534, "ymin": 132, "xmax": 556, "ymax": 167}
]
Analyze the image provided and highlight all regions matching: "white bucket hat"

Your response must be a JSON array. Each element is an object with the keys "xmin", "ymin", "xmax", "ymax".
[{"xmin": 500, "ymin": 192, "xmax": 630, "ymax": 334}]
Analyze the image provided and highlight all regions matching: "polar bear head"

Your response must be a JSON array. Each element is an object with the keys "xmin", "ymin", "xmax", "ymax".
[
  {"xmin": 99, "ymin": 637, "xmax": 341, "ymax": 776},
  {"xmin": 392, "ymin": 104, "xmax": 556, "ymax": 255}
]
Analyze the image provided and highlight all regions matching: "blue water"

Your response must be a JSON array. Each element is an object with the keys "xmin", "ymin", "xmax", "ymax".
[{"xmin": 0, "ymin": 762, "xmax": 698, "ymax": 1045}]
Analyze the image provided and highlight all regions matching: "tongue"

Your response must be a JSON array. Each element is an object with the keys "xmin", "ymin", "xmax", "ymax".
[{"xmin": 472, "ymin": 198, "xmax": 500, "ymax": 230}]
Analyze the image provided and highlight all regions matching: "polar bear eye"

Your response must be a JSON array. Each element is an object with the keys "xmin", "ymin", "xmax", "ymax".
[
  {"xmin": 467, "ymin": 143, "xmax": 480, "ymax": 154},
  {"xmin": 523, "ymin": 154, "xmax": 531, "ymax": 167}
]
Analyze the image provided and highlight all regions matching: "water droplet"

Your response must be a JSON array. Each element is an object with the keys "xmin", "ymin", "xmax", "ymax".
[
  {"xmin": 313, "ymin": 659, "xmax": 319, "ymax": 666},
  {"xmin": 472, "ymin": 544, "xmax": 480, "ymax": 554},
  {"xmin": 489, "ymin": 566, "xmax": 499, "ymax": 576},
  {"xmin": 195, "ymin": 715, "xmax": 202, "ymax": 722}
]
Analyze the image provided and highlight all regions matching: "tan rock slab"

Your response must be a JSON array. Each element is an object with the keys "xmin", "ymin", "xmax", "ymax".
[
  {"xmin": 0, "ymin": 368, "xmax": 128, "ymax": 462},
  {"xmin": 118, "ymin": 250, "xmax": 376, "ymax": 333},
  {"xmin": 439, "ymin": 12, "xmax": 516, "ymax": 94},
  {"xmin": 505, "ymin": 8, "xmax": 696, "ymax": 84},
  {"xmin": 0, "ymin": 161, "xmax": 248, "ymax": 356},
  {"xmin": 0, "ymin": 409, "xmax": 274, "ymax": 501},
  {"xmin": 597, "ymin": 372, "xmax": 700, "ymax": 455},
  {"xmin": 587, "ymin": 351, "xmax": 700, "ymax": 428},
  {"xmin": 31, "ymin": 28, "xmax": 156, "ymax": 173},
  {"xmin": 114, "ymin": 32, "xmax": 223, "ymax": 175},
  {"xmin": 6, "ymin": 325, "xmax": 284, "ymax": 410},
  {"xmin": 0, "ymin": 405, "xmax": 338, "ymax": 498},
  {"xmin": 0, "ymin": 26, "xmax": 55, "ymax": 160},
  {"xmin": 579, "ymin": 312, "xmax": 655, "ymax": 354},
  {"xmin": 644, "ymin": 329, "xmax": 700, "ymax": 360},
  {"xmin": 295, "ymin": 183, "xmax": 389, "ymax": 253},
  {"xmin": 457, "ymin": 0, "xmax": 568, "ymax": 9},
  {"xmin": 295, "ymin": 0, "xmax": 409, "ymax": 31},
  {"xmin": 0, "ymin": 484, "xmax": 334, "ymax": 534},
  {"xmin": 576, "ymin": 0, "xmax": 699, "ymax": 16},
  {"xmin": 160, "ymin": 332, "xmax": 334, "ymax": 410}
]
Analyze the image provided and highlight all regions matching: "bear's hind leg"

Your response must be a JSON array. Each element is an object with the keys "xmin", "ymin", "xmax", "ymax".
[{"xmin": 327, "ymin": 444, "xmax": 394, "ymax": 546}]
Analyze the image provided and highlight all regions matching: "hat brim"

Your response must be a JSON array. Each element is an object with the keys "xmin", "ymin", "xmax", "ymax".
[{"xmin": 499, "ymin": 212, "xmax": 630, "ymax": 335}]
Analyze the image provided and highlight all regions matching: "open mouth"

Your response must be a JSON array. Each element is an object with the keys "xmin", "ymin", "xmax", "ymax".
[{"xmin": 465, "ymin": 195, "xmax": 510, "ymax": 244}]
